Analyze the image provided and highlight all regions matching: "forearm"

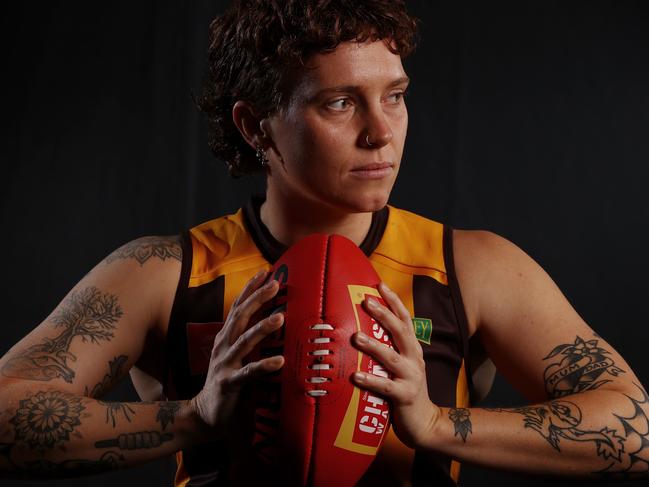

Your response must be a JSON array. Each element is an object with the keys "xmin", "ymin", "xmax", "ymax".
[
  {"xmin": 0, "ymin": 383, "xmax": 202, "ymax": 478},
  {"xmin": 424, "ymin": 385, "xmax": 649, "ymax": 480}
]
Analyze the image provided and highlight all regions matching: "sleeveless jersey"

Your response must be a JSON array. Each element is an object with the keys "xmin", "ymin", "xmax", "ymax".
[{"xmin": 163, "ymin": 195, "xmax": 473, "ymax": 487}]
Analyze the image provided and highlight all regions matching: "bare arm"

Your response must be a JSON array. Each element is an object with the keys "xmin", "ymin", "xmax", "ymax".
[
  {"xmin": 0, "ymin": 236, "xmax": 285, "ymax": 478},
  {"xmin": 351, "ymin": 230, "xmax": 648, "ymax": 480},
  {"xmin": 0, "ymin": 236, "xmax": 194, "ymax": 477}
]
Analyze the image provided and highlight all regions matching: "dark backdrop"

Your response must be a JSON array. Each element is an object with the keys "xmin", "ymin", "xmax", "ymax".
[{"xmin": 2, "ymin": 1, "xmax": 648, "ymax": 486}]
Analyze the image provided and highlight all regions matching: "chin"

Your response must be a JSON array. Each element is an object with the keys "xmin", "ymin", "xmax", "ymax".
[{"xmin": 343, "ymin": 191, "xmax": 391, "ymax": 214}]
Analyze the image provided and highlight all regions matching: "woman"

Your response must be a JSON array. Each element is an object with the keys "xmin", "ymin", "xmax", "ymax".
[{"xmin": 0, "ymin": 1, "xmax": 646, "ymax": 485}]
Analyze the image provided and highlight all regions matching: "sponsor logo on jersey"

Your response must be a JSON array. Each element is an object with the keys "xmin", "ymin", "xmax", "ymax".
[{"xmin": 412, "ymin": 317, "xmax": 433, "ymax": 344}]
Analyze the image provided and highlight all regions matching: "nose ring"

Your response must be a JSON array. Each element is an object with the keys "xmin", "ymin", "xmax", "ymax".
[{"xmin": 365, "ymin": 134, "xmax": 373, "ymax": 147}]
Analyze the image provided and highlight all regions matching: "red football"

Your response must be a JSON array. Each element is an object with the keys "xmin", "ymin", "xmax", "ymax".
[{"xmin": 243, "ymin": 233, "xmax": 393, "ymax": 486}]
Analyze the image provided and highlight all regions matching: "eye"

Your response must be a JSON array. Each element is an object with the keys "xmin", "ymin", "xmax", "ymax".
[
  {"xmin": 327, "ymin": 98, "xmax": 352, "ymax": 111},
  {"xmin": 386, "ymin": 91, "xmax": 407, "ymax": 104}
]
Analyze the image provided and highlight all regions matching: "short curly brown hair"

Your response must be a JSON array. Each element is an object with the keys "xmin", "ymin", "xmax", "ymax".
[{"xmin": 197, "ymin": 0, "xmax": 419, "ymax": 177}]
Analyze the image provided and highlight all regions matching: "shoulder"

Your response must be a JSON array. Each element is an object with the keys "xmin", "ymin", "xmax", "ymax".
[
  {"xmin": 451, "ymin": 229, "xmax": 549, "ymax": 336},
  {"xmin": 96, "ymin": 235, "xmax": 184, "ymax": 333},
  {"xmin": 103, "ymin": 235, "xmax": 183, "ymax": 267},
  {"xmin": 452, "ymin": 229, "xmax": 536, "ymax": 277}
]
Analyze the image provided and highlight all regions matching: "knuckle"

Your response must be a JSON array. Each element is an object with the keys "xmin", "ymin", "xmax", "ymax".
[
  {"xmin": 240, "ymin": 363, "xmax": 252, "ymax": 378},
  {"xmin": 416, "ymin": 356, "xmax": 426, "ymax": 370},
  {"xmin": 398, "ymin": 321, "xmax": 410, "ymax": 335},
  {"xmin": 388, "ymin": 352, "xmax": 402, "ymax": 367},
  {"xmin": 381, "ymin": 382, "xmax": 394, "ymax": 396},
  {"xmin": 234, "ymin": 332, "xmax": 250, "ymax": 350},
  {"xmin": 229, "ymin": 307, "xmax": 243, "ymax": 323}
]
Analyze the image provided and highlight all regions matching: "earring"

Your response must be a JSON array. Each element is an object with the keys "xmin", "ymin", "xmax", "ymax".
[{"xmin": 255, "ymin": 145, "xmax": 269, "ymax": 167}]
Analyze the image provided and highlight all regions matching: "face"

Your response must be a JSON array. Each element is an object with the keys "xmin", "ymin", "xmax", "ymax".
[{"xmin": 263, "ymin": 40, "xmax": 409, "ymax": 214}]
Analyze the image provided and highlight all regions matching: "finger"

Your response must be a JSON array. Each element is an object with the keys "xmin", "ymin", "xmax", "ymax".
[
  {"xmin": 227, "ymin": 312, "xmax": 284, "ymax": 364},
  {"xmin": 224, "ymin": 355, "xmax": 285, "ymax": 392},
  {"xmin": 353, "ymin": 330, "xmax": 406, "ymax": 376},
  {"xmin": 364, "ymin": 296, "xmax": 419, "ymax": 357},
  {"xmin": 351, "ymin": 369, "xmax": 398, "ymax": 401},
  {"xmin": 226, "ymin": 279, "xmax": 279, "ymax": 344},
  {"xmin": 378, "ymin": 282, "xmax": 412, "ymax": 323},
  {"xmin": 231, "ymin": 269, "xmax": 269, "ymax": 309}
]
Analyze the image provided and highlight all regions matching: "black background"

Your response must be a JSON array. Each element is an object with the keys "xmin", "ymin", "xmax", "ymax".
[{"xmin": 2, "ymin": 1, "xmax": 648, "ymax": 485}]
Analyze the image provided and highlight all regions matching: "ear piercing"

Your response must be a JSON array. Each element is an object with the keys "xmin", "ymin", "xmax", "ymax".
[{"xmin": 256, "ymin": 145, "xmax": 269, "ymax": 167}]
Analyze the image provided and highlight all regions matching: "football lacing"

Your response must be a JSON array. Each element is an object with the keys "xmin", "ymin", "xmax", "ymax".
[{"xmin": 306, "ymin": 323, "xmax": 334, "ymax": 397}]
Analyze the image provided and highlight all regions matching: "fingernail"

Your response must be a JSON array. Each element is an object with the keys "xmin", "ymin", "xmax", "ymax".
[
  {"xmin": 356, "ymin": 332, "xmax": 368, "ymax": 344},
  {"xmin": 264, "ymin": 279, "xmax": 277, "ymax": 289},
  {"xmin": 366, "ymin": 297, "xmax": 379, "ymax": 308},
  {"xmin": 353, "ymin": 372, "xmax": 365, "ymax": 382},
  {"xmin": 381, "ymin": 282, "xmax": 392, "ymax": 293},
  {"xmin": 254, "ymin": 269, "xmax": 267, "ymax": 279},
  {"xmin": 270, "ymin": 313, "xmax": 283, "ymax": 324}
]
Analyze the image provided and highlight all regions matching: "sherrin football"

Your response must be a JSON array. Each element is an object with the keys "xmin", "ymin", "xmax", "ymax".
[{"xmin": 244, "ymin": 233, "xmax": 394, "ymax": 486}]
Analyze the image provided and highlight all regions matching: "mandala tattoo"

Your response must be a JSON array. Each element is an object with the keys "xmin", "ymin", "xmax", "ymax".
[
  {"xmin": 104, "ymin": 236, "xmax": 181, "ymax": 266},
  {"xmin": 1, "ymin": 287, "xmax": 123, "ymax": 383},
  {"xmin": 448, "ymin": 408, "xmax": 472, "ymax": 442},
  {"xmin": 156, "ymin": 402, "xmax": 181, "ymax": 431},
  {"xmin": 11, "ymin": 390, "xmax": 85, "ymax": 449},
  {"xmin": 485, "ymin": 384, "xmax": 649, "ymax": 477},
  {"xmin": 543, "ymin": 335, "xmax": 625, "ymax": 398},
  {"xmin": 84, "ymin": 355, "xmax": 129, "ymax": 398}
]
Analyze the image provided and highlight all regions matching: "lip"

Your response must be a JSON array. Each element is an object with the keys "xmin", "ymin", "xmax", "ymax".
[{"xmin": 350, "ymin": 162, "xmax": 394, "ymax": 179}]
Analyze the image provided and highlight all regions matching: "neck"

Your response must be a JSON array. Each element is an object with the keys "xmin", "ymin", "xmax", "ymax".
[{"xmin": 260, "ymin": 188, "xmax": 374, "ymax": 248}]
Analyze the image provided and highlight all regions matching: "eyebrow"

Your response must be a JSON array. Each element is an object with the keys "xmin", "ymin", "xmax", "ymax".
[{"xmin": 312, "ymin": 76, "xmax": 411, "ymax": 97}]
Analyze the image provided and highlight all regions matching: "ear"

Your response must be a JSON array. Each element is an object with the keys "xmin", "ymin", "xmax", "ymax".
[{"xmin": 232, "ymin": 100, "xmax": 267, "ymax": 149}]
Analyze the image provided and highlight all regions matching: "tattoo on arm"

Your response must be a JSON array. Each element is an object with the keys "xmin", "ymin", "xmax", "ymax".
[
  {"xmin": 99, "ymin": 401, "xmax": 136, "ymax": 428},
  {"xmin": 22, "ymin": 451, "xmax": 124, "ymax": 477},
  {"xmin": 2, "ymin": 395, "xmax": 179, "ymax": 476},
  {"xmin": 95, "ymin": 431, "xmax": 173, "ymax": 450},
  {"xmin": 84, "ymin": 355, "xmax": 129, "ymax": 398},
  {"xmin": 11, "ymin": 391, "xmax": 86, "ymax": 450},
  {"xmin": 543, "ymin": 335, "xmax": 625, "ymax": 398},
  {"xmin": 485, "ymin": 383, "xmax": 649, "ymax": 478},
  {"xmin": 156, "ymin": 402, "xmax": 181, "ymax": 431},
  {"xmin": 104, "ymin": 236, "xmax": 181, "ymax": 266},
  {"xmin": 1, "ymin": 287, "xmax": 123, "ymax": 383},
  {"xmin": 448, "ymin": 408, "xmax": 472, "ymax": 442}
]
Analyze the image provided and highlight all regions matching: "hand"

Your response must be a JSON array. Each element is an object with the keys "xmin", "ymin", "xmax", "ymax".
[
  {"xmin": 190, "ymin": 270, "xmax": 284, "ymax": 442},
  {"xmin": 351, "ymin": 282, "xmax": 440, "ymax": 449}
]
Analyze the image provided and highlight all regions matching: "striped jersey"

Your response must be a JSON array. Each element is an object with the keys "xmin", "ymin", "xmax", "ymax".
[{"xmin": 163, "ymin": 195, "xmax": 473, "ymax": 486}]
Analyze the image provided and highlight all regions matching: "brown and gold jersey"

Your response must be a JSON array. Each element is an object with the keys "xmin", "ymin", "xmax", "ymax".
[{"xmin": 164, "ymin": 195, "xmax": 473, "ymax": 487}]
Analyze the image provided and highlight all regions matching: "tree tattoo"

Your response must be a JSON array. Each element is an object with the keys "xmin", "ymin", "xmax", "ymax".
[
  {"xmin": 84, "ymin": 355, "xmax": 129, "ymax": 398},
  {"xmin": 104, "ymin": 236, "xmax": 181, "ymax": 266},
  {"xmin": 1, "ymin": 287, "xmax": 122, "ymax": 383},
  {"xmin": 11, "ymin": 391, "xmax": 85, "ymax": 450},
  {"xmin": 448, "ymin": 408, "xmax": 472, "ymax": 442},
  {"xmin": 543, "ymin": 336, "xmax": 625, "ymax": 398},
  {"xmin": 156, "ymin": 402, "xmax": 181, "ymax": 431}
]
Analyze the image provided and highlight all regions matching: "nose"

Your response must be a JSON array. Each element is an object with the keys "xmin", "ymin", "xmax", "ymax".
[{"xmin": 360, "ymin": 106, "xmax": 393, "ymax": 149}]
